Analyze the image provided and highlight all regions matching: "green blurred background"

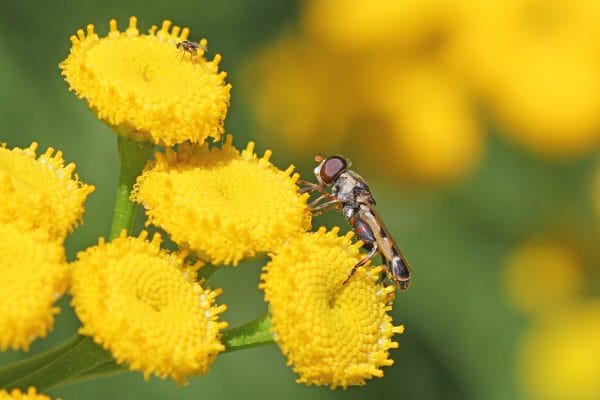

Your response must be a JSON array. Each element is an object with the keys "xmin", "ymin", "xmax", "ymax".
[{"xmin": 2, "ymin": 1, "xmax": 600, "ymax": 399}]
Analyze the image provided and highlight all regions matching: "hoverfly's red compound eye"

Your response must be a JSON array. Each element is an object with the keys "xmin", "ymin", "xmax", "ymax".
[{"xmin": 319, "ymin": 156, "xmax": 348, "ymax": 184}]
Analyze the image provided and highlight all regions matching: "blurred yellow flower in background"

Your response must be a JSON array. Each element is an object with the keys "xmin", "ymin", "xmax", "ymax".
[
  {"xmin": 260, "ymin": 227, "xmax": 402, "ymax": 388},
  {"xmin": 245, "ymin": 35, "xmax": 353, "ymax": 152},
  {"xmin": 503, "ymin": 238, "xmax": 583, "ymax": 316},
  {"xmin": 244, "ymin": 0, "xmax": 600, "ymax": 184},
  {"xmin": 70, "ymin": 232, "xmax": 227, "ymax": 383},
  {"xmin": 519, "ymin": 302, "xmax": 600, "ymax": 400},
  {"xmin": 503, "ymin": 232, "xmax": 600, "ymax": 399},
  {"xmin": 0, "ymin": 387, "xmax": 55, "ymax": 400},
  {"xmin": 364, "ymin": 63, "xmax": 483, "ymax": 182},
  {"xmin": 132, "ymin": 135, "xmax": 312, "ymax": 265},
  {"xmin": 0, "ymin": 143, "xmax": 94, "ymax": 240},
  {"xmin": 61, "ymin": 17, "xmax": 231, "ymax": 145},
  {"xmin": 455, "ymin": 0, "xmax": 600, "ymax": 158},
  {"xmin": 302, "ymin": 0, "xmax": 456, "ymax": 57}
]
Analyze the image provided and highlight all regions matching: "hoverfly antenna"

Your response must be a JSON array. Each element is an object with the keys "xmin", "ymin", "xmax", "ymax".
[{"xmin": 315, "ymin": 154, "xmax": 324, "ymax": 162}]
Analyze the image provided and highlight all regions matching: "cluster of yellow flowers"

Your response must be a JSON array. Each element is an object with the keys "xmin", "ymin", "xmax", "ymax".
[
  {"xmin": 244, "ymin": 0, "xmax": 600, "ymax": 183},
  {"xmin": 1, "ymin": 16, "xmax": 403, "ymax": 396},
  {"xmin": 0, "ymin": 143, "xmax": 94, "ymax": 351}
]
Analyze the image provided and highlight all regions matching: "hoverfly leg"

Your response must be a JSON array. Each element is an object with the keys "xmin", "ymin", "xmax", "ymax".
[
  {"xmin": 308, "ymin": 199, "xmax": 342, "ymax": 216},
  {"xmin": 378, "ymin": 254, "xmax": 389, "ymax": 287},
  {"xmin": 308, "ymin": 192, "xmax": 338, "ymax": 208},
  {"xmin": 298, "ymin": 180, "xmax": 324, "ymax": 194},
  {"xmin": 343, "ymin": 242, "xmax": 378, "ymax": 285}
]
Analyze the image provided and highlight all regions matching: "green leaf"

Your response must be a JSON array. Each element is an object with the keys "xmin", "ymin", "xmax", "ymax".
[
  {"xmin": 0, "ymin": 314, "xmax": 273, "ymax": 391},
  {"xmin": 222, "ymin": 314, "xmax": 273, "ymax": 352},
  {"xmin": 0, "ymin": 336, "xmax": 114, "ymax": 391}
]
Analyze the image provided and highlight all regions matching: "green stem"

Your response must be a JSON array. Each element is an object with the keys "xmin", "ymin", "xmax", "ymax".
[
  {"xmin": 109, "ymin": 136, "xmax": 154, "ymax": 240},
  {"xmin": 0, "ymin": 314, "xmax": 273, "ymax": 391},
  {"xmin": 222, "ymin": 314, "xmax": 273, "ymax": 352}
]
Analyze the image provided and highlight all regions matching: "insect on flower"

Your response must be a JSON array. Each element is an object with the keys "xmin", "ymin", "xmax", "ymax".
[
  {"xmin": 300, "ymin": 155, "xmax": 412, "ymax": 290},
  {"xmin": 175, "ymin": 40, "xmax": 207, "ymax": 63}
]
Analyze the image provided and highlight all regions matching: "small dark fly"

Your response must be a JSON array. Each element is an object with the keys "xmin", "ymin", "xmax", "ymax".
[
  {"xmin": 300, "ymin": 155, "xmax": 412, "ymax": 290},
  {"xmin": 175, "ymin": 40, "xmax": 207, "ymax": 62}
]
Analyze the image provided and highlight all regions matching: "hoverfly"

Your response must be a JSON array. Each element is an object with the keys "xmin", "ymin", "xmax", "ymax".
[{"xmin": 300, "ymin": 155, "xmax": 412, "ymax": 290}]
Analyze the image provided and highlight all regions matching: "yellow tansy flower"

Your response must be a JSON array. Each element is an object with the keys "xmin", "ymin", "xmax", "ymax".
[
  {"xmin": 0, "ymin": 143, "xmax": 94, "ymax": 240},
  {"xmin": 132, "ymin": 135, "xmax": 312, "ymax": 265},
  {"xmin": 0, "ymin": 387, "xmax": 55, "ymax": 400},
  {"xmin": 0, "ymin": 222, "xmax": 68, "ymax": 351},
  {"xmin": 70, "ymin": 231, "xmax": 228, "ymax": 383},
  {"xmin": 260, "ymin": 227, "xmax": 403, "ymax": 388},
  {"xmin": 60, "ymin": 17, "xmax": 231, "ymax": 146}
]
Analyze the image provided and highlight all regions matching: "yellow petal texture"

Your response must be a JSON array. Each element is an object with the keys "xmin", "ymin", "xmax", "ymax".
[
  {"xmin": 260, "ymin": 227, "xmax": 403, "ymax": 388},
  {"xmin": 70, "ymin": 231, "xmax": 228, "ymax": 383},
  {"xmin": 132, "ymin": 136, "xmax": 312, "ymax": 265},
  {"xmin": 0, "ymin": 143, "xmax": 94, "ymax": 240},
  {"xmin": 60, "ymin": 17, "xmax": 231, "ymax": 145},
  {"xmin": 0, "ymin": 222, "xmax": 68, "ymax": 351},
  {"xmin": 0, "ymin": 387, "xmax": 54, "ymax": 400}
]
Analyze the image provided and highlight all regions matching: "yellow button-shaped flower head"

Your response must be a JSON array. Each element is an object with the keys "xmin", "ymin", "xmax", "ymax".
[
  {"xmin": 0, "ymin": 143, "xmax": 94, "ymax": 240},
  {"xmin": 260, "ymin": 227, "xmax": 403, "ymax": 388},
  {"xmin": 60, "ymin": 17, "xmax": 231, "ymax": 146},
  {"xmin": 0, "ymin": 222, "xmax": 67, "ymax": 351},
  {"xmin": 132, "ymin": 135, "xmax": 312, "ymax": 265},
  {"xmin": 0, "ymin": 387, "xmax": 54, "ymax": 400},
  {"xmin": 70, "ymin": 231, "xmax": 228, "ymax": 383}
]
